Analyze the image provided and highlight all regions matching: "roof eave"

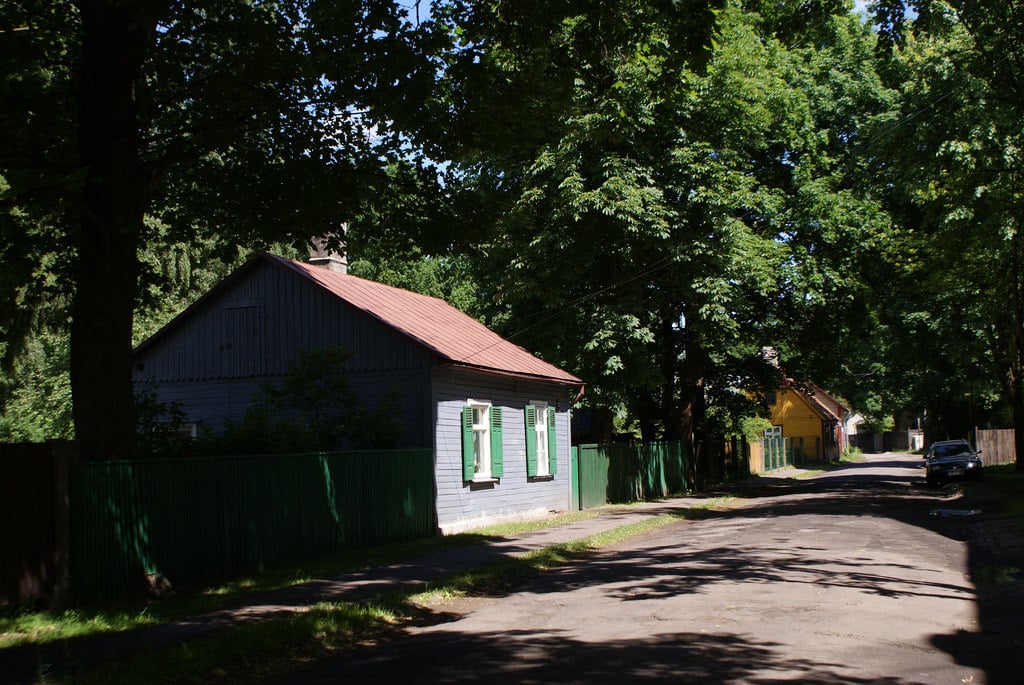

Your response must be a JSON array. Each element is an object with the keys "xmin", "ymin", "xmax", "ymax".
[{"xmin": 440, "ymin": 361, "xmax": 584, "ymax": 388}]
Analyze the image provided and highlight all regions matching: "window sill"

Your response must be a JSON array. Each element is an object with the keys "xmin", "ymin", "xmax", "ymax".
[
  {"xmin": 528, "ymin": 475, "xmax": 555, "ymax": 482},
  {"xmin": 469, "ymin": 477, "xmax": 499, "ymax": 489}
]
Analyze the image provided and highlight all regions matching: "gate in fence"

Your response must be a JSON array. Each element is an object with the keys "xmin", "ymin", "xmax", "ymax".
[{"xmin": 762, "ymin": 436, "xmax": 791, "ymax": 471}]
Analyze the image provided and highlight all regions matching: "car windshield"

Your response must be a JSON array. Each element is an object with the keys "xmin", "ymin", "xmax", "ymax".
[{"xmin": 932, "ymin": 443, "xmax": 972, "ymax": 457}]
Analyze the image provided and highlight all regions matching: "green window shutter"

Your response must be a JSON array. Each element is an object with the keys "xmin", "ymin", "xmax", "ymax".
[
  {"xmin": 547, "ymin": 408, "xmax": 558, "ymax": 475},
  {"xmin": 490, "ymin": 407, "xmax": 504, "ymax": 477},
  {"xmin": 525, "ymin": 405, "xmax": 538, "ymax": 477},
  {"xmin": 461, "ymin": 406, "xmax": 475, "ymax": 481}
]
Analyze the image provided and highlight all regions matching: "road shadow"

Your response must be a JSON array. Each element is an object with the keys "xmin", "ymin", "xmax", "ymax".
[
  {"xmin": 644, "ymin": 454, "xmax": 1024, "ymax": 684},
  {"xmin": 288, "ymin": 627, "xmax": 905, "ymax": 684}
]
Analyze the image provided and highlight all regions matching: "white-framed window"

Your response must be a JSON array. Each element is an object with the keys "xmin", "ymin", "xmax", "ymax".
[
  {"xmin": 462, "ymin": 401, "xmax": 503, "ymax": 481},
  {"xmin": 526, "ymin": 403, "xmax": 557, "ymax": 478},
  {"xmin": 764, "ymin": 425, "xmax": 783, "ymax": 438},
  {"xmin": 175, "ymin": 422, "xmax": 199, "ymax": 440}
]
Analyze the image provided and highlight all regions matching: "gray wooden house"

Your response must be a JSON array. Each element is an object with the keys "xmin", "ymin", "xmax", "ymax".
[{"xmin": 132, "ymin": 253, "xmax": 584, "ymax": 533}]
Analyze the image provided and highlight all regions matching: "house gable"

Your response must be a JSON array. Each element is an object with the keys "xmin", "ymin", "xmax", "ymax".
[
  {"xmin": 767, "ymin": 381, "xmax": 846, "ymax": 462},
  {"xmin": 769, "ymin": 387, "xmax": 826, "ymax": 439},
  {"xmin": 132, "ymin": 254, "xmax": 584, "ymax": 530},
  {"xmin": 132, "ymin": 259, "xmax": 437, "ymax": 443},
  {"xmin": 133, "ymin": 258, "xmax": 433, "ymax": 383}
]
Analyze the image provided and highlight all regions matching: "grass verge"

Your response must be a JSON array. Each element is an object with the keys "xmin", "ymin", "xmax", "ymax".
[
  {"xmin": 0, "ymin": 511, "xmax": 599, "ymax": 650},
  {"xmin": 40, "ymin": 509, "xmax": 718, "ymax": 684}
]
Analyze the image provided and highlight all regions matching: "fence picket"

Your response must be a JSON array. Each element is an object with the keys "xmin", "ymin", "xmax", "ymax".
[
  {"xmin": 975, "ymin": 429, "xmax": 1017, "ymax": 466},
  {"xmin": 575, "ymin": 439, "xmax": 742, "ymax": 510},
  {"xmin": 68, "ymin": 449, "xmax": 435, "ymax": 600}
]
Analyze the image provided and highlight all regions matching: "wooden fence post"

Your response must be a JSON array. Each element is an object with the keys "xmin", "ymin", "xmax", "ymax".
[{"xmin": 51, "ymin": 440, "xmax": 76, "ymax": 609}]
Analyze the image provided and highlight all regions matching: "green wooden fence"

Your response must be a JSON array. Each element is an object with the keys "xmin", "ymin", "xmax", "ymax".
[
  {"xmin": 574, "ymin": 441, "xmax": 693, "ymax": 510},
  {"xmin": 69, "ymin": 449, "xmax": 435, "ymax": 600},
  {"xmin": 763, "ymin": 436, "xmax": 795, "ymax": 470}
]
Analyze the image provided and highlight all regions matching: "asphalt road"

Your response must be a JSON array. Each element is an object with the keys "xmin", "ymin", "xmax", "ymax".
[{"xmin": 282, "ymin": 452, "xmax": 1020, "ymax": 684}]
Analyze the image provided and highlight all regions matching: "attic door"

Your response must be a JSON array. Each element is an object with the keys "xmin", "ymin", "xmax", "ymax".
[{"xmin": 221, "ymin": 305, "xmax": 264, "ymax": 377}]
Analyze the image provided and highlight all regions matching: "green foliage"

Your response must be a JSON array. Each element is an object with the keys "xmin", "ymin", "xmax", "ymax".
[
  {"xmin": 348, "ymin": 251, "xmax": 482, "ymax": 319},
  {"xmin": 134, "ymin": 383, "xmax": 189, "ymax": 459},
  {"xmin": 859, "ymin": 414, "xmax": 895, "ymax": 434},
  {"xmin": 0, "ymin": 331, "xmax": 73, "ymax": 441},
  {"xmin": 840, "ymin": 445, "xmax": 864, "ymax": 462},
  {"xmin": 739, "ymin": 416, "xmax": 774, "ymax": 443},
  {"xmin": 865, "ymin": 1, "xmax": 1024, "ymax": 449},
  {"xmin": 426, "ymin": 0, "xmax": 895, "ymax": 442},
  {"xmin": 344, "ymin": 386, "xmax": 406, "ymax": 451},
  {"xmin": 7, "ymin": 0, "xmax": 1018, "ymax": 466},
  {"xmin": 1, "ymin": 0, "xmax": 442, "ymax": 457}
]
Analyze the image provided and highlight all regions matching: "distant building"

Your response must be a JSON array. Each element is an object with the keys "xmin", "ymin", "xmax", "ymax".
[{"xmin": 766, "ymin": 381, "xmax": 848, "ymax": 462}]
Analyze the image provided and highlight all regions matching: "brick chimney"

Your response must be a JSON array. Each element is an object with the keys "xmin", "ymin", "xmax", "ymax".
[{"xmin": 309, "ymin": 232, "xmax": 347, "ymax": 274}]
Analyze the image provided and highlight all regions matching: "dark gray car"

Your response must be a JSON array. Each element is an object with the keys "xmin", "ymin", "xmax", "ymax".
[{"xmin": 924, "ymin": 439, "xmax": 983, "ymax": 486}]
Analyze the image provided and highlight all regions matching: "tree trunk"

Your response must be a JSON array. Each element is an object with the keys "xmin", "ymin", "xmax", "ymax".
[
  {"xmin": 669, "ymin": 325, "xmax": 708, "ymax": 452},
  {"xmin": 1012, "ymin": 390, "xmax": 1024, "ymax": 472},
  {"xmin": 636, "ymin": 390, "xmax": 658, "ymax": 444},
  {"xmin": 70, "ymin": 1, "xmax": 154, "ymax": 460},
  {"xmin": 1011, "ymin": 219, "xmax": 1024, "ymax": 471},
  {"xmin": 658, "ymin": 315, "xmax": 680, "ymax": 439}
]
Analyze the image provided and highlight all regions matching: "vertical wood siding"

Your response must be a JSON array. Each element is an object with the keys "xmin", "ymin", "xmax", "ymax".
[
  {"xmin": 133, "ymin": 262, "xmax": 433, "ymax": 382},
  {"xmin": 132, "ymin": 263, "xmax": 434, "ymax": 444},
  {"xmin": 975, "ymin": 428, "xmax": 1017, "ymax": 466},
  {"xmin": 431, "ymin": 368, "xmax": 575, "ymax": 530}
]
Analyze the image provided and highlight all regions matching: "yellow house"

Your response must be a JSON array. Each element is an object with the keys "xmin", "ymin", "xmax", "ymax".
[{"xmin": 766, "ymin": 382, "xmax": 845, "ymax": 463}]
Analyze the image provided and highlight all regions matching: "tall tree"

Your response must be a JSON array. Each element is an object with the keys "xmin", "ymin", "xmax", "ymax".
[
  {"xmin": 871, "ymin": 0, "xmax": 1024, "ymax": 467},
  {"xmin": 0, "ymin": 1, "xmax": 436, "ymax": 458},
  {"xmin": 424, "ymin": 0, "xmax": 893, "ymax": 444}
]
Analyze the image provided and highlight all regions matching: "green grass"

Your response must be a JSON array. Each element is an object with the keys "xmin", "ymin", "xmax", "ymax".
[
  {"xmin": 71, "ymin": 601, "xmax": 405, "ymax": 685},
  {"xmin": 413, "ymin": 513, "xmax": 681, "ymax": 601},
  {"xmin": 0, "ymin": 607, "xmax": 166, "ymax": 648},
  {"xmin": 839, "ymin": 447, "xmax": 865, "ymax": 462},
  {"xmin": 0, "ymin": 511, "xmax": 601, "ymax": 650}
]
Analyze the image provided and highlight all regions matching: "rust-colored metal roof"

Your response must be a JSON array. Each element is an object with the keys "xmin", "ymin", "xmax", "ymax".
[
  {"xmin": 782, "ymin": 378, "xmax": 845, "ymax": 423},
  {"xmin": 268, "ymin": 255, "xmax": 583, "ymax": 386},
  {"xmin": 808, "ymin": 384, "xmax": 848, "ymax": 421}
]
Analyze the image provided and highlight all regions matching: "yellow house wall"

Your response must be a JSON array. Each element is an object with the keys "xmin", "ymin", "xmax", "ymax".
[{"xmin": 770, "ymin": 388, "xmax": 824, "ymax": 459}]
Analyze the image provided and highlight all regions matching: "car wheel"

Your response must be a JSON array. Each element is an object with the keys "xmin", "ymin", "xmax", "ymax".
[{"xmin": 926, "ymin": 473, "xmax": 940, "ymax": 488}]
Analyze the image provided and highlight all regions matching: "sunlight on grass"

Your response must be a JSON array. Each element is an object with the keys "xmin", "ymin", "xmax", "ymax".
[
  {"xmin": 839, "ymin": 447, "xmax": 865, "ymax": 463},
  {"xmin": 0, "ymin": 510, "xmax": 598, "ymax": 650},
  {"xmin": 0, "ymin": 607, "xmax": 163, "ymax": 649},
  {"xmin": 794, "ymin": 469, "xmax": 824, "ymax": 479},
  {"xmin": 469, "ymin": 510, "xmax": 600, "ymax": 536},
  {"xmin": 72, "ymin": 602, "xmax": 403, "ymax": 685},
  {"xmin": 411, "ymin": 514, "xmax": 682, "ymax": 607}
]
